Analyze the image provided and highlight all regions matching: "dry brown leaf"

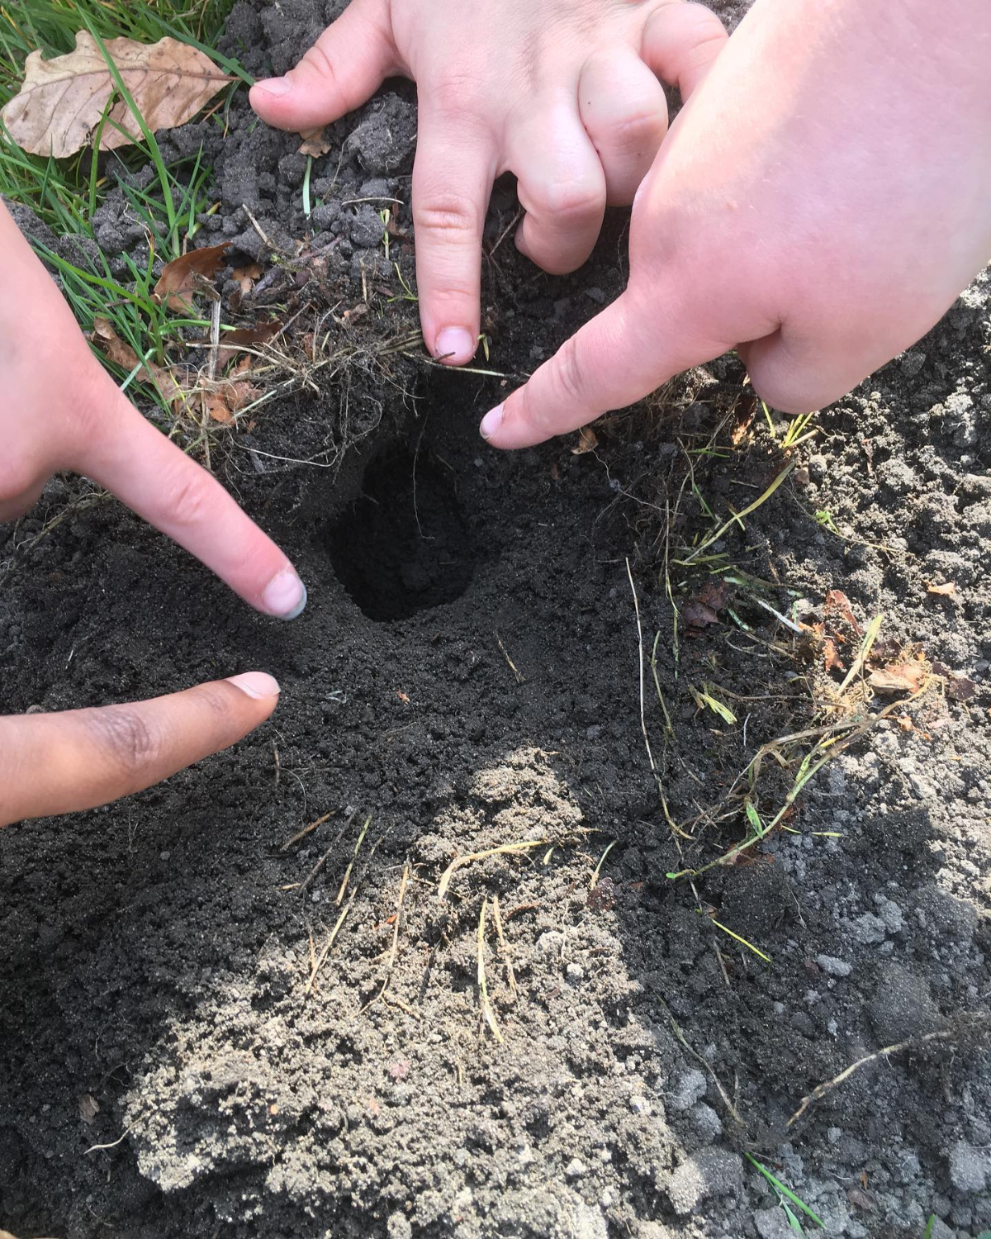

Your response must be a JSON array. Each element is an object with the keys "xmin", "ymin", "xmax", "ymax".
[
  {"xmin": 232, "ymin": 262, "xmax": 264, "ymax": 295},
  {"xmin": 204, "ymin": 380, "xmax": 261, "ymax": 423},
  {"xmin": 154, "ymin": 242, "xmax": 231, "ymax": 311},
  {"xmin": 823, "ymin": 637, "xmax": 844, "ymax": 673},
  {"xmin": 215, "ymin": 319, "xmax": 284, "ymax": 369},
  {"xmin": 298, "ymin": 125, "xmax": 332, "ymax": 157},
  {"xmin": 926, "ymin": 580, "xmax": 957, "ymax": 597},
  {"xmin": 824, "ymin": 589, "xmax": 862, "ymax": 635},
  {"xmin": 572, "ymin": 426, "xmax": 599, "ymax": 455},
  {"xmin": 203, "ymin": 391, "xmax": 233, "ymax": 424},
  {"xmin": 89, "ymin": 317, "xmax": 140, "ymax": 369},
  {"xmin": 932, "ymin": 661, "xmax": 977, "ymax": 702},
  {"xmin": 2, "ymin": 32, "xmax": 233, "ymax": 159},
  {"xmin": 682, "ymin": 601, "xmax": 720, "ymax": 630},
  {"xmin": 89, "ymin": 317, "xmax": 185, "ymax": 405},
  {"xmin": 869, "ymin": 663, "xmax": 926, "ymax": 694},
  {"xmin": 698, "ymin": 579, "xmax": 729, "ymax": 611}
]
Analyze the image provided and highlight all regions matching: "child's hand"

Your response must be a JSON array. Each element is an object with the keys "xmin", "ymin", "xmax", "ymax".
[
  {"xmin": 250, "ymin": 0, "xmax": 727, "ymax": 365},
  {"xmin": 0, "ymin": 203, "xmax": 306, "ymax": 619},
  {"xmin": 478, "ymin": 0, "xmax": 991, "ymax": 447},
  {"xmin": 0, "ymin": 673, "xmax": 280, "ymax": 827}
]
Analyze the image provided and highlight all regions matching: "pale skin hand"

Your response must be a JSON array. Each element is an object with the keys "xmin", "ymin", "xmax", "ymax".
[
  {"xmin": 478, "ymin": 0, "xmax": 991, "ymax": 448},
  {"xmin": 0, "ymin": 205, "xmax": 302, "ymax": 824},
  {"xmin": 250, "ymin": 0, "xmax": 728, "ymax": 365}
]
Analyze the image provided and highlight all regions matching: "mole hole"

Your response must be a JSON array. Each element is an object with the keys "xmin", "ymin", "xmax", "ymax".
[{"xmin": 327, "ymin": 446, "xmax": 475, "ymax": 622}]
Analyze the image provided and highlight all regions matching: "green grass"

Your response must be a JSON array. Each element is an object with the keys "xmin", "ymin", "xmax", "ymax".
[
  {"xmin": 0, "ymin": 1, "xmax": 248, "ymax": 420},
  {"xmin": 746, "ymin": 1154, "xmax": 824, "ymax": 1234}
]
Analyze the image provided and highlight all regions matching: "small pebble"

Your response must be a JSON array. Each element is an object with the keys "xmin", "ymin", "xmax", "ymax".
[{"xmin": 816, "ymin": 954, "xmax": 852, "ymax": 978}]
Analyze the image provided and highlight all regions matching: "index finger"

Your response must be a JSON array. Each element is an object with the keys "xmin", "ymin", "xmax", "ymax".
[
  {"xmin": 76, "ymin": 392, "xmax": 307, "ymax": 619},
  {"xmin": 0, "ymin": 672, "xmax": 280, "ymax": 827}
]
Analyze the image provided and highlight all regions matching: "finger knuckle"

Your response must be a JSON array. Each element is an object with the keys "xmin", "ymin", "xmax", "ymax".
[
  {"xmin": 424, "ymin": 72, "xmax": 486, "ymax": 120},
  {"xmin": 527, "ymin": 178, "xmax": 602, "ymax": 226},
  {"xmin": 414, "ymin": 192, "xmax": 480, "ymax": 241},
  {"xmin": 600, "ymin": 106, "xmax": 666, "ymax": 156},
  {"xmin": 551, "ymin": 336, "xmax": 591, "ymax": 409},
  {"xmin": 83, "ymin": 705, "xmax": 159, "ymax": 778},
  {"xmin": 301, "ymin": 40, "xmax": 340, "ymax": 86},
  {"xmin": 193, "ymin": 683, "xmax": 238, "ymax": 723},
  {"xmin": 681, "ymin": 5, "xmax": 729, "ymax": 54},
  {"xmin": 164, "ymin": 470, "xmax": 210, "ymax": 531}
]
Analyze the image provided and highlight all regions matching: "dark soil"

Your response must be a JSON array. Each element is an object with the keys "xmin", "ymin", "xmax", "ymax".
[{"xmin": 1, "ymin": 3, "xmax": 990, "ymax": 1237}]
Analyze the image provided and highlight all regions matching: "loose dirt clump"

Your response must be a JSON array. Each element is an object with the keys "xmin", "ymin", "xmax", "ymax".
[{"xmin": 1, "ymin": 2, "xmax": 989, "ymax": 1237}]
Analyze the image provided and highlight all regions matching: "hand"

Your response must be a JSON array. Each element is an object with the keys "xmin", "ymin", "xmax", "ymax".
[
  {"xmin": 477, "ymin": 0, "xmax": 991, "ymax": 447},
  {"xmin": 0, "ymin": 202, "xmax": 306, "ymax": 619},
  {"xmin": 0, "ymin": 673, "xmax": 280, "ymax": 827},
  {"xmin": 250, "ymin": 0, "xmax": 727, "ymax": 365}
]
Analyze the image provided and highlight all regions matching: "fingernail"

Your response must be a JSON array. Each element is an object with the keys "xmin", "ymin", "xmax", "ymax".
[
  {"xmin": 262, "ymin": 568, "xmax": 307, "ymax": 619},
  {"xmin": 480, "ymin": 403, "xmax": 504, "ymax": 441},
  {"xmin": 227, "ymin": 672, "xmax": 281, "ymax": 700},
  {"xmin": 434, "ymin": 327, "xmax": 476, "ymax": 365},
  {"xmin": 254, "ymin": 76, "xmax": 292, "ymax": 97}
]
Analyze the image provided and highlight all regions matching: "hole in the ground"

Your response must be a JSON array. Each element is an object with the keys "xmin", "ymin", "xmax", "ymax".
[{"xmin": 327, "ymin": 445, "xmax": 475, "ymax": 621}]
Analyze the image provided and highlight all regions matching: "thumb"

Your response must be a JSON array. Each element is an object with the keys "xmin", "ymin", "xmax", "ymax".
[
  {"xmin": 250, "ymin": 0, "xmax": 397, "ymax": 131},
  {"xmin": 478, "ymin": 291, "xmax": 712, "ymax": 450},
  {"xmin": 0, "ymin": 673, "xmax": 280, "ymax": 827}
]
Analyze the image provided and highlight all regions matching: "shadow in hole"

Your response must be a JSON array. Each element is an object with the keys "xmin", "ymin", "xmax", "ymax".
[{"xmin": 326, "ymin": 444, "xmax": 476, "ymax": 622}]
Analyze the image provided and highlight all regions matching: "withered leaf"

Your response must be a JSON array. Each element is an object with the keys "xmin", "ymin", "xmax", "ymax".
[
  {"xmin": 215, "ymin": 319, "xmax": 284, "ymax": 369},
  {"xmin": 298, "ymin": 126, "xmax": 332, "ymax": 157},
  {"xmin": 154, "ymin": 242, "xmax": 231, "ymax": 311},
  {"xmin": 730, "ymin": 394, "xmax": 756, "ymax": 446},
  {"xmin": 89, "ymin": 318, "xmax": 184, "ymax": 405},
  {"xmin": 2, "ymin": 32, "xmax": 233, "ymax": 159},
  {"xmin": 572, "ymin": 426, "xmax": 599, "ymax": 455},
  {"xmin": 869, "ymin": 663, "xmax": 925, "ymax": 694},
  {"xmin": 698, "ymin": 579, "xmax": 729, "ymax": 612},
  {"xmin": 932, "ymin": 662, "xmax": 977, "ymax": 702},
  {"xmin": 90, "ymin": 317, "xmax": 140, "ymax": 369},
  {"xmin": 587, "ymin": 877, "xmax": 617, "ymax": 912},
  {"xmin": 232, "ymin": 262, "xmax": 264, "ymax": 295},
  {"xmin": 824, "ymin": 589, "xmax": 862, "ymax": 635},
  {"xmin": 823, "ymin": 638, "xmax": 844, "ymax": 673},
  {"xmin": 204, "ymin": 380, "xmax": 261, "ymax": 424},
  {"xmin": 682, "ymin": 601, "xmax": 720, "ymax": 630},
  {"xmin": 926, "ymin": 581, "xmax": 957, "ymax": 597}
]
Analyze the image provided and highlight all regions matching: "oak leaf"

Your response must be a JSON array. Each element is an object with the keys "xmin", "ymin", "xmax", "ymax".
[{"xmin": 2, "ymin": 32, "xmax": 233, "ymax": 159}]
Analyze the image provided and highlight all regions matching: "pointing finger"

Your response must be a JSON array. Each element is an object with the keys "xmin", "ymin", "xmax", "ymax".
[
  {"xmin": 0, "ymin": 673, "xmax": 280, "ymax": 828},
  {"xmin": 412, "ymin": 98, "xmax": 498, "ymax": 363},
  {"xmin": 479, "ymin": 290, "xmax": 723, "ymax": 449},
  {"xmin": 76, "ymin": 391, "xmax": 306, "ymax": 619}
]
